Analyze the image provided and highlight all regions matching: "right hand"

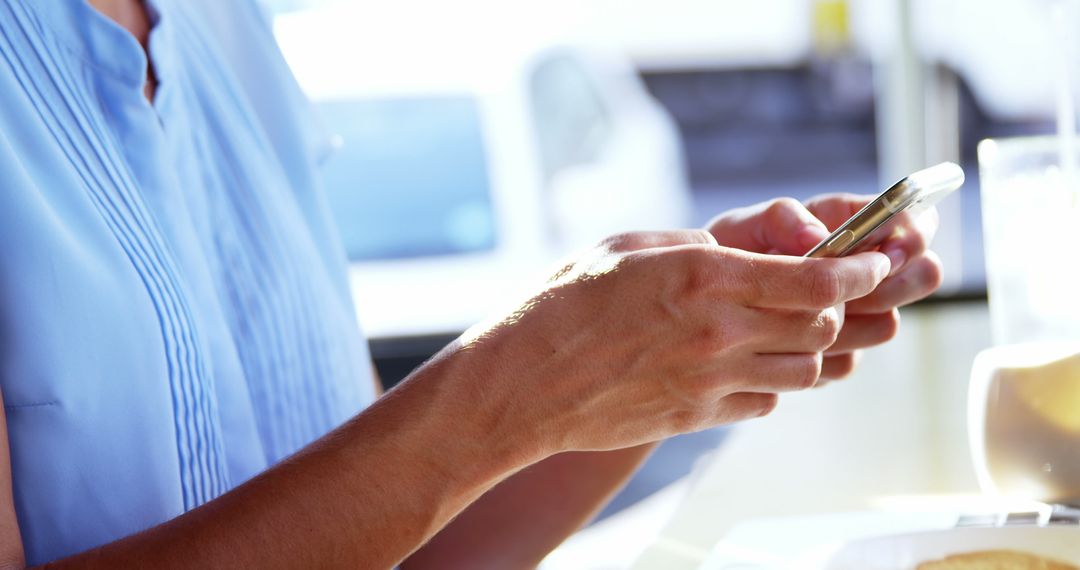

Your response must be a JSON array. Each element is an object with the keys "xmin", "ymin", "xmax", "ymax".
[{"xmin": 454, "ymin": 230, "xmax": 890, "ymax": 457}]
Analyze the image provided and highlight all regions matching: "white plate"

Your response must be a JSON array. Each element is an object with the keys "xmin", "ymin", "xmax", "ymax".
[{"xmin": 803, "ymin": 527, "xmax": 1080, "ymax": 570}]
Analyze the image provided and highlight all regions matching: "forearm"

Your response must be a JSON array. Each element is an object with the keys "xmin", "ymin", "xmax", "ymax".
[
  {"xmin": 403, "ymin": 443, "xmax": 658, "ymax": 570},
  {"xmin": 42, "ymin": 347, "xmax": 535, "ymax": 570}
]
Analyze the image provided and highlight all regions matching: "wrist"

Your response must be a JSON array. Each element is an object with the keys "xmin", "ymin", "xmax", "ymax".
[{"xmin": 395, "ymin": 339, "xmax": 550, "ymax": 489}]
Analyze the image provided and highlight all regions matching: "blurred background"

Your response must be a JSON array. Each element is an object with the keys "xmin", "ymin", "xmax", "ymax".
[{"xmin": 257, "ymin": 0, "xmax": 1072, "ymax": 567}]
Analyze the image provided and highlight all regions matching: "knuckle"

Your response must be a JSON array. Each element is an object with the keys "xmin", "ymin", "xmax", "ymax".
[
  {"xmin": 807, "ymin": 264, "xmax": 843, "ymax": 308},
  {"xmin": 600, "ymin": 232, "xmax": 643, "ymax": 252},
  {"xmin": 616, "ymin": 249, "xmax": 650, "ymax": 272},
  {"xmin": 689, "ymin": 228, "xmax": 717, "ymax": 245},
  {"xmin": 815, "ymin": 308, "xmax": 843, "ymax": 348},
  {"xmin": 797, "ymin": 354, "xmax": 824, "ymax": 389},
  {"xmin": 670, "ymin": 406, "xmax": 709, "ymax": 433},
  {"xmin": 675, "ymin": 248, "xmax": 716, "ymax": 298},
  {"xmin": 766, "ymin": 197, "xmax": 802, "ymax": 218},
  {"xmin": 693, "ymin": 323, "xmax": 729, "ymax": 354}
]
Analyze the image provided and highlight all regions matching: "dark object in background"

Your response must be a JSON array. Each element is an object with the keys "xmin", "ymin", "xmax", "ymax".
[
  {"xmin": 370, "ymin": 333, "xmax": 456, "ymax": 391},
  {"xmin": 642, "ymin": 66, "xmax": 1054, "ymax": 294},
  {"xmin": 643, "ymin": 65, "xmax": 877, "ymax": 188}
]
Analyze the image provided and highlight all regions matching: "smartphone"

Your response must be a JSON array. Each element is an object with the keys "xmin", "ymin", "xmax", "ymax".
[{"xmin": 804, "ymin": 162, "xmax": 965, "ymax": 258}]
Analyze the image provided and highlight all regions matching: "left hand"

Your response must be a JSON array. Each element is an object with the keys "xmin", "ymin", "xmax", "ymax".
[{"xmin": 706, "ymin": 195, "xmax": 943, "ymax": 382}]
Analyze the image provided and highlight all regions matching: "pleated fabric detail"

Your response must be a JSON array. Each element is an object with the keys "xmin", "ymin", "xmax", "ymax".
[
  {"xmin": 0, "ymin": 2, "xmax": 229, "ymax": 509},
  {"xmin": 168, "ymin": 8, "xmax": 360, "ymax": 463}
]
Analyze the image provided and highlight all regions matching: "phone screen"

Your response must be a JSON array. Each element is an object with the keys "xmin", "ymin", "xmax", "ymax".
[{"xmin": 804, "ymin": 162, "xmax": 965, "ymax": 258}]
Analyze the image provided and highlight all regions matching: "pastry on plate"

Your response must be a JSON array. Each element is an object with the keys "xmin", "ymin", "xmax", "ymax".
[{"xmin": 915, "ymin": 549, "xmax": 1079, "ymax": 570}]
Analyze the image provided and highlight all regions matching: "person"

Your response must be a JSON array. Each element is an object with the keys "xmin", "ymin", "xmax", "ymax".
[{"xmin": 0, "ymin": 0, "xmax": 943, "ymax": 568}]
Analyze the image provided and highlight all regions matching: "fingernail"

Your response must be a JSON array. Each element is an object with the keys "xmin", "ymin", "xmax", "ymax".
[{"xmin": 884, "ymin": 248, "xmax": 907, "ymax": 276}]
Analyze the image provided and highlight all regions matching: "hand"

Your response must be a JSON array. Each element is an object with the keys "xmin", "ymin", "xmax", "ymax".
[
  {"xmin": 803, "ymin": 194, "xmax": 943, "ymax": 379},
  {"xmin": 706, "ymin": 196, "xmax": 943, "ymax": 382},
  {"xmin": 457, "ymin": 229, "xmax": 890, "ymax": 456}
]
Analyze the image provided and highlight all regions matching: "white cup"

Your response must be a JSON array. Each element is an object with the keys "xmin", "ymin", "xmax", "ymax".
[{"xmin": 969, "ymin": 342, "xmax": 1080, "ymax": 504}]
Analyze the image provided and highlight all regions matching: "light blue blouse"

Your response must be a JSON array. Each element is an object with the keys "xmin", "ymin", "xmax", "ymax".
[{"xmin": 0, "ymin": 0, "xmax": 376, "ymax": 564}]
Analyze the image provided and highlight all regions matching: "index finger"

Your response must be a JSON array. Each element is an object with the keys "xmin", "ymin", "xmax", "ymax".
[
  {"xmin": 706, "ymin": 198, "xmax": 829, "ymax": 255},
  {"xmin": 803, "ymin": 193, "xmax": 868, "ymax": 231},
  {"xmin": 805, "ymin": 193, "xmax": 939, "ymax": 275},
  {"xmin": 729, "ymin": 250, "xmax": 892, "ymax": 310}
]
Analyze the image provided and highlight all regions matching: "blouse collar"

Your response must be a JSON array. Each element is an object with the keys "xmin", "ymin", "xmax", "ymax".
[{"xmin": 21, "ymin": 0, "xmax": 173, "ymax": 97}]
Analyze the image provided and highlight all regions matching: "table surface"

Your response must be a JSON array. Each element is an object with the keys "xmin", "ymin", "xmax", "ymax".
[
  {"xmin": 698, "ymin": 497, "xmax": 1080, "ymax": 570},
  {"xmin": 700, "ymin": 510, "xmax": 962, "ymax": 569}
]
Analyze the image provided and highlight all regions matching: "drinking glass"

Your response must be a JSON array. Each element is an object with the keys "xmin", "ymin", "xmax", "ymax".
[{"xmin": 969, "ymin": 136, "xmax": 1080, "ymax": 506}]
